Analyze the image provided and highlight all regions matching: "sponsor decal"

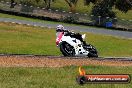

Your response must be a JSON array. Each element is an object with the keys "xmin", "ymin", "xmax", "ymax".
[{"xmin": 76, "ymin": 66, "xmax": 131, "ymax": 85}]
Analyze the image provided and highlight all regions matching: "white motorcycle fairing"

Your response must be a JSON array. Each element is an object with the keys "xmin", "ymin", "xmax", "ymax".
[{"xmin": 57, "ymin": 32, "xmax": 89, "ymax": 56}]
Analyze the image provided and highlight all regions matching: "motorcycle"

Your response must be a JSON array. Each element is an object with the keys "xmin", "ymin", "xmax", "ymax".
[{"xmin": 56, "ymin": 31, "xmax": 98, "ymax": 57}]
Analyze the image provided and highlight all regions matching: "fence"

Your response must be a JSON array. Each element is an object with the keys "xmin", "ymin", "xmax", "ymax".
[{"xmin": 0, "ymin": 1, "xmax": 132, "ymax": 30}]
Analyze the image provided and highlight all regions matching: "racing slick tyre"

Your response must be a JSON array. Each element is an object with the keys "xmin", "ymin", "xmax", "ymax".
[
  {"xmin": 88, "ymin": 52, "xmax": 98, "ymax": 58},
  {"xmin": 60, "ymin": 42, "xmax": 75, "ymax": 56},
  {"xmin": 84, "ymin": 44, "xmax": 98, "ymax": 58},
  {"xmin": 88, "ymin": 48, "xmax": 98, "ymax": 58}
]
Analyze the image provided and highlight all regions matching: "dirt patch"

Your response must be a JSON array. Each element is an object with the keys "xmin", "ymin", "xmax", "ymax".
[{"xmin": 0, "ymin": 56, "xmax": 132, "ymax": 67}]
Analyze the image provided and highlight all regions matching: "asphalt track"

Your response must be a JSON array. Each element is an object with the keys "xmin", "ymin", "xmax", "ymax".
[
  {"xmin": 0, "ymin": 17, "xmax": 132, "ymax": 39},
  {"xmin": 0, "ymin": 17, "xmax": 131, "ymax": 63},
  {"xmin": 0, "ymin": 55, "xmax": 132, "ymax": 67},
  {"xmin": 0, "ymin": 54, "xmax": 132, "ymax": 61}
]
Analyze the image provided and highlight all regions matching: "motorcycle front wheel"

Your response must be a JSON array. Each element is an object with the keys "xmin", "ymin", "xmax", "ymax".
[
  {"xmin": 60, "ymin": 42, "xmax": 75, "ymax": 56},
  {"xmin": 84, "ymin": 44, "xmax": 98, "ymax": 58}
]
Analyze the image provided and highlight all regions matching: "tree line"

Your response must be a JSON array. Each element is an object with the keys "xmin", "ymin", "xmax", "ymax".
[
  {"xmin": 9, "ymin": 0, "xmax": 131, "ymax": 12},
  {"xmin": 1, "ymin": 0, "xmax": 132, "ymax": 25}
]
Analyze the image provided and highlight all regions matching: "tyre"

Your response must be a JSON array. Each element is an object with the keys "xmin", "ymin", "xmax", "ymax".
[
  {"xmin": 84, "ymin": 44, "xmax": 98, "ymax": 57},
  {"xmin": 88, "ymin": 46, "xmax": 98, "ymax": 57},
  {"xmin": 88, "ymin": 52, "xmax": 98, "ymax": 58},
  {"xmin": 60, "ymin": 42, "xmax": 75, "ymax": 56}
]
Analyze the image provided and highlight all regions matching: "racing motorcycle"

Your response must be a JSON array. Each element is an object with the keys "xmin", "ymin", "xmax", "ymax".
[{"xmin": 56, "ymin": 31, "xmax": 98, "ymax": 57}]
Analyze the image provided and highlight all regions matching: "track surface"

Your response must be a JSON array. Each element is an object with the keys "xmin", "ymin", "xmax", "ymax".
[
  {"xmin": 0, "ymin": 18, "xmax": 132, "ymax": 39},
  {"xmin": 0, "ymin": 18, "xmax": 132, "ymax": 67},
  {"xmin": 0, "ymin": 55, "xmax": 132, "ymax": 67}
]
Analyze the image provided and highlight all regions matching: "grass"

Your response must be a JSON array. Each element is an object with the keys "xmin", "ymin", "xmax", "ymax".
[
  {"xmin": 0, "ymin": 66, "xmax": 132, "ymax": 88},
  {"xmin": 114, "ymin": 10, "xmax": 132, "ymax": 20},
  {"xmin": 86, "ymin": 33, "xmax": 132, "ymax": 57},
  {"xmin": 0, "ymin": 22, "xmax": 132, "ymax": 57},
  {"xmin": 0, "ymin": 22, "xmax": 61, "ymax": 55}
]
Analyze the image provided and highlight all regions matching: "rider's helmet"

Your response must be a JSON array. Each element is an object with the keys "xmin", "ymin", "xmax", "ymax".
[{"xmin": 56, "ymin": 25, "xmax": 65, "ymax": 32}]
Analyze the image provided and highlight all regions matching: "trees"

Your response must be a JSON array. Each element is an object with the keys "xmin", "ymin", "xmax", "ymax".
[
  {"xmin": 9, "ymin": 0, "xmax": 55, "ymax": 9},
  {"xmin": 84, "ymin": 0, "xmax": 132, "ymax": 16},
  {"xmin": 10, "ymin": 0, "xmax": 17, "ymax": 8},
  {"xmin": 34, "ymin": 0, "xmax": 55, "ymax": 9},
  {"xmin": 20, "ymin": 0, "xmax": 35, "ymax": 12},
  {"xmin": 84, "ymin": 0, "xmax": 98, "ymax": 5},
  {"xmin": 64, "ymin": 0, "xmax": 78, "ymax": 12},
  {"xmin": 91, "ymin": 0, "xmax": 116, "ymax": 25},
  {"xmin": 84, "ymin": 0, "xmax": 132, "ymax": 25},
  {"xmin": 43, "ymin": 0, "xmax": 55, "ymax": 9},
  {"xmin": 92, "ymin": 1, "xmax": 115, "ymax": 17},
  {"xmin": 115, "ymin": 0, "xmax": 132, "ymax": 13}
]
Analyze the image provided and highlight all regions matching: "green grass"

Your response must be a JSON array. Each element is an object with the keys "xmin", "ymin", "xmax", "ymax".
[
  {"xmin": 0, "ymin": 22, "xmax": 132, "ymax": 57},
  {"xmin": 0, "ymin": 22, "xmax": 61, "ymax": 55},
  {"xmin": 0, "ymin": 66, "xmax": 132, "ymax": 88},
  {"xmin": 86, "ymin": 33, "xmax": 132, "ymax": 56},
  {"xmin": 114, "ymin": 10, "xmax": 132, "ymax": 20}
]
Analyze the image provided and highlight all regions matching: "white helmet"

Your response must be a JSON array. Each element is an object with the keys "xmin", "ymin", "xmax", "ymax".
[{"xmin": 56, "ymin": 25, "xmax": 64, "ymax": 31}]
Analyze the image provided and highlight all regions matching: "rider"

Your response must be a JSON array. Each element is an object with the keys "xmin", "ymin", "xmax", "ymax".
[{"xmin": 56, "ymin": 25, "xmax": 86, "ymax": 45}]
